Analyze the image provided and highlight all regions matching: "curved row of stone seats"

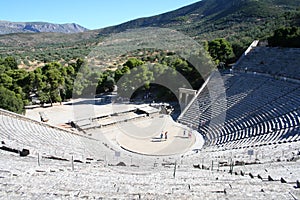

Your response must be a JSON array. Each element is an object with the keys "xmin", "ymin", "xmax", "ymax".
[
  {"xmin": 0, "ymin": 108, "xmax": 175, "ymax": 168},
  {"xmin": 184, "ymin": 139, "xmax": 300, "ymax": 187},
  {"xmin": 204, "ymin": 110, "xmax": 300, "ymax": 149},
  {"xmin": 188, "ymin": 137, "xmax": 300, "ymax": 163},
  {"xmin": 1, "ymin": 150, "xmax": 298, "ymax": 199},
  {"xmin": 180, "ymin": 73, "xmax": 271, "ymax": 128},
  {"xmin": 215, "ymin": 108, "xmax": 300, "ymax": 143},
  {"xmin": 178, "ymin": 71, "xmax": 300, "ymax": 150},
  {"xmin": 210, "ymin": 90, "xmax": 300, "ymax": 148},
  {"xmin": 0, "ymin": 108, "xmax": 117, "ymax": 160},
  {"xmin": 233, "ymin": 47, "xmax": 300, "ymax": 80},
  {"xmin": 219, "ymin": 158, "xmax": 300, "ymax": 185}
]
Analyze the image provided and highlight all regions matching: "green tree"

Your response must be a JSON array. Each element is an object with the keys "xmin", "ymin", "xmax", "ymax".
[
  {"xmin": 123, "ymin": 58, "xmax": 144, "ymax": 69},
  {"xmin": 0, "ymin": 73, "xmax": 13, "ymax": 89},
  {"xmin": 33, "ymin": 67, "xmax": 46, "ymax": 92},
  {"xmin": 22, "ymin": 71, "xmax": 36, "ymax": 95},
  {"xmin": 131, "ymin": 64, "xmax": 154, "ymax": 90},
  {"xmin": 73, "ymin": 73, "xmax": 87, "ymax": 96},
  {"xmin": 114, "ymin": 65, "xmax": 130, "ymax": 83},
  {"xmin": 38, "ymin": 91, "xmax": 50, "ymax": 105},
  {"xmin": 268, "ymin": 26, "xmax": 300, "ymax": 47},
  {"xmin": 0, "ymin": 65, "xmax": 6, "ymax": 74},
  {"xmin": 63, "ymin": 65, "xmax": 75, "ymax": 100},
  {"xmin": 72, "ymin": 64, "xmax": 100, "ymax": 96},
  {"xmin": 0, "ymin": 62, "xmax": 32, "ymax": 106},
  {"xmin": 96, "ymin": 71, "xmax": 116, "ymax": 94},
  {"xmin": 38, "ymin": 62, "xmax": 65, "ymax": 106},
  {"xmin": 0, "ymin": 86, "xmax": 24, "ymax": 114},
  {"xmin": 3, "ymin": 56, "xmax": 18, "ymax": 70},
  {"xmin": 103, "ymin": 76, "xmax": 115, "ymax": 92},
  {"xmin": 74, "ymin": 58, "xmax": 85, "ymax": 72},
  {"xmin": 208, "ymin": 38, "xmax": 234, "ymax": 65},
  {"xmin": 117, "ymin": 63, "xmax": 154, "ymax": 97}
]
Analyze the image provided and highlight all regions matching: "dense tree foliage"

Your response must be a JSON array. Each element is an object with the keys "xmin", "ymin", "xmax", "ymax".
[
  {"xmin": 0, "ymin": 37, "xmax": 224, "ymax": 114},
  {"xmin": 208, "ymin": 38, "xmax": 234, "ymax": 66},
  {"xmin": 0, "ymin": 57, "xmax": 76, "ymax": 112},
  {"xmin": 114, "ymin": 54, "xmax": 207, "ymax": 101},
  {"xmin": 0, "ymin": 57, "xmax": 31, "ymax": 113},
  {"xmin": 0, "ymin": 86, "xmax": 24, "ymax": 114},
  {"xmin": 123, "ymin": 58, "xmax": 144, "ymax": 69},
  {"xmin": 2, "ymin": 56, "xmax": 18, "ymax": 70},
  {"xmin": 268, "ymin": 26, "xmax": 300, "ymax": 47},
  {"xmin": 37, "ymin": 62, "xmax": 65, "ymax": 105},
  {"xmin": 95, "ymin": 71, "xmax": 115, "ymax": 94}
]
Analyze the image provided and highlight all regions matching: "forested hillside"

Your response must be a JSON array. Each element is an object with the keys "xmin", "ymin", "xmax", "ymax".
[
  {"xmin": 0, "ymin": 0, "xmax": 299, "ymax": 67},
  {"xmin": 1, "ymin": 0, "xmax": 300, "ymax": 114}
]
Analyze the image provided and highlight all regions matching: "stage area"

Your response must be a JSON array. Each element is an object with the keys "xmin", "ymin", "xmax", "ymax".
[{"xmin": 88, "ymin": 115, "xmax": 201, "ymax": 156}]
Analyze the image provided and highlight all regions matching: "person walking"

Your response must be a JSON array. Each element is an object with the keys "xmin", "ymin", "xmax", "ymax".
[
  {"xmin": 165, "ymin": 131, "xmax": 168, "ymax": 140},
  {"xmin": 188, "ymin": 131, "xmax": 192, "ymax": 139}
]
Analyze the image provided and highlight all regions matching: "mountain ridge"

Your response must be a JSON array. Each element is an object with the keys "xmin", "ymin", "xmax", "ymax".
[{"xmin": 0, "ymin": 20, "xmax": 88, "ymax": 34}]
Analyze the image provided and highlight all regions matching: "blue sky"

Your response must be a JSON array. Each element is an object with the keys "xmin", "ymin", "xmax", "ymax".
[{"xmin": 0, "ymin": 0, "xmax": 200, "ymax": 30}]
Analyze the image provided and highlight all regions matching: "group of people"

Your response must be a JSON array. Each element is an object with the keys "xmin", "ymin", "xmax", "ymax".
[
  {"xmin": 160, "ymin": 131, "xmax": 168, "ymax": 140},
  {"xmin": 183, "ymin": 129, "xmax": 192, "ymax": 138},
  {"xmin": 160, "ymin": 128, "xmax": 192, "ymax": 141}
]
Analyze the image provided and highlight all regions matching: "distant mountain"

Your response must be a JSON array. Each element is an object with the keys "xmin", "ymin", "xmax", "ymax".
[{"xmin": 0, "ymin": 21, "xmax": 88, "ymax": 34}]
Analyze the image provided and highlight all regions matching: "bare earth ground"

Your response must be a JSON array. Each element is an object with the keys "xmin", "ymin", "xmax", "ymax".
[{"xmin": 89, "ymin": 115, "xmax": 202, "ymax": 156}]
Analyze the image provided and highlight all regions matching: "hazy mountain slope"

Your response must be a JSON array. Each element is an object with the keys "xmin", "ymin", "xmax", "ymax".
[
  {"xmin": 97, "ymin": 0, "xmax": 300, "ymax": 42},
  {"xmin": 0, "ymin": 30, "xmax": 99, "ymax": 47},
  {"xmin": 0, "ymin": 21, "xmax": 88, "ymax": 34}
]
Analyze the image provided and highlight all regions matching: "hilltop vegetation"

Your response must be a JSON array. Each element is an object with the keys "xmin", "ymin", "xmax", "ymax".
[
  {"xmin": 1, "ymin": 0, "xmax": 300, "ymax": 113},
  {"xmin": 268, "ymin": 26, "xmax": 300, "ymax": 47}
]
